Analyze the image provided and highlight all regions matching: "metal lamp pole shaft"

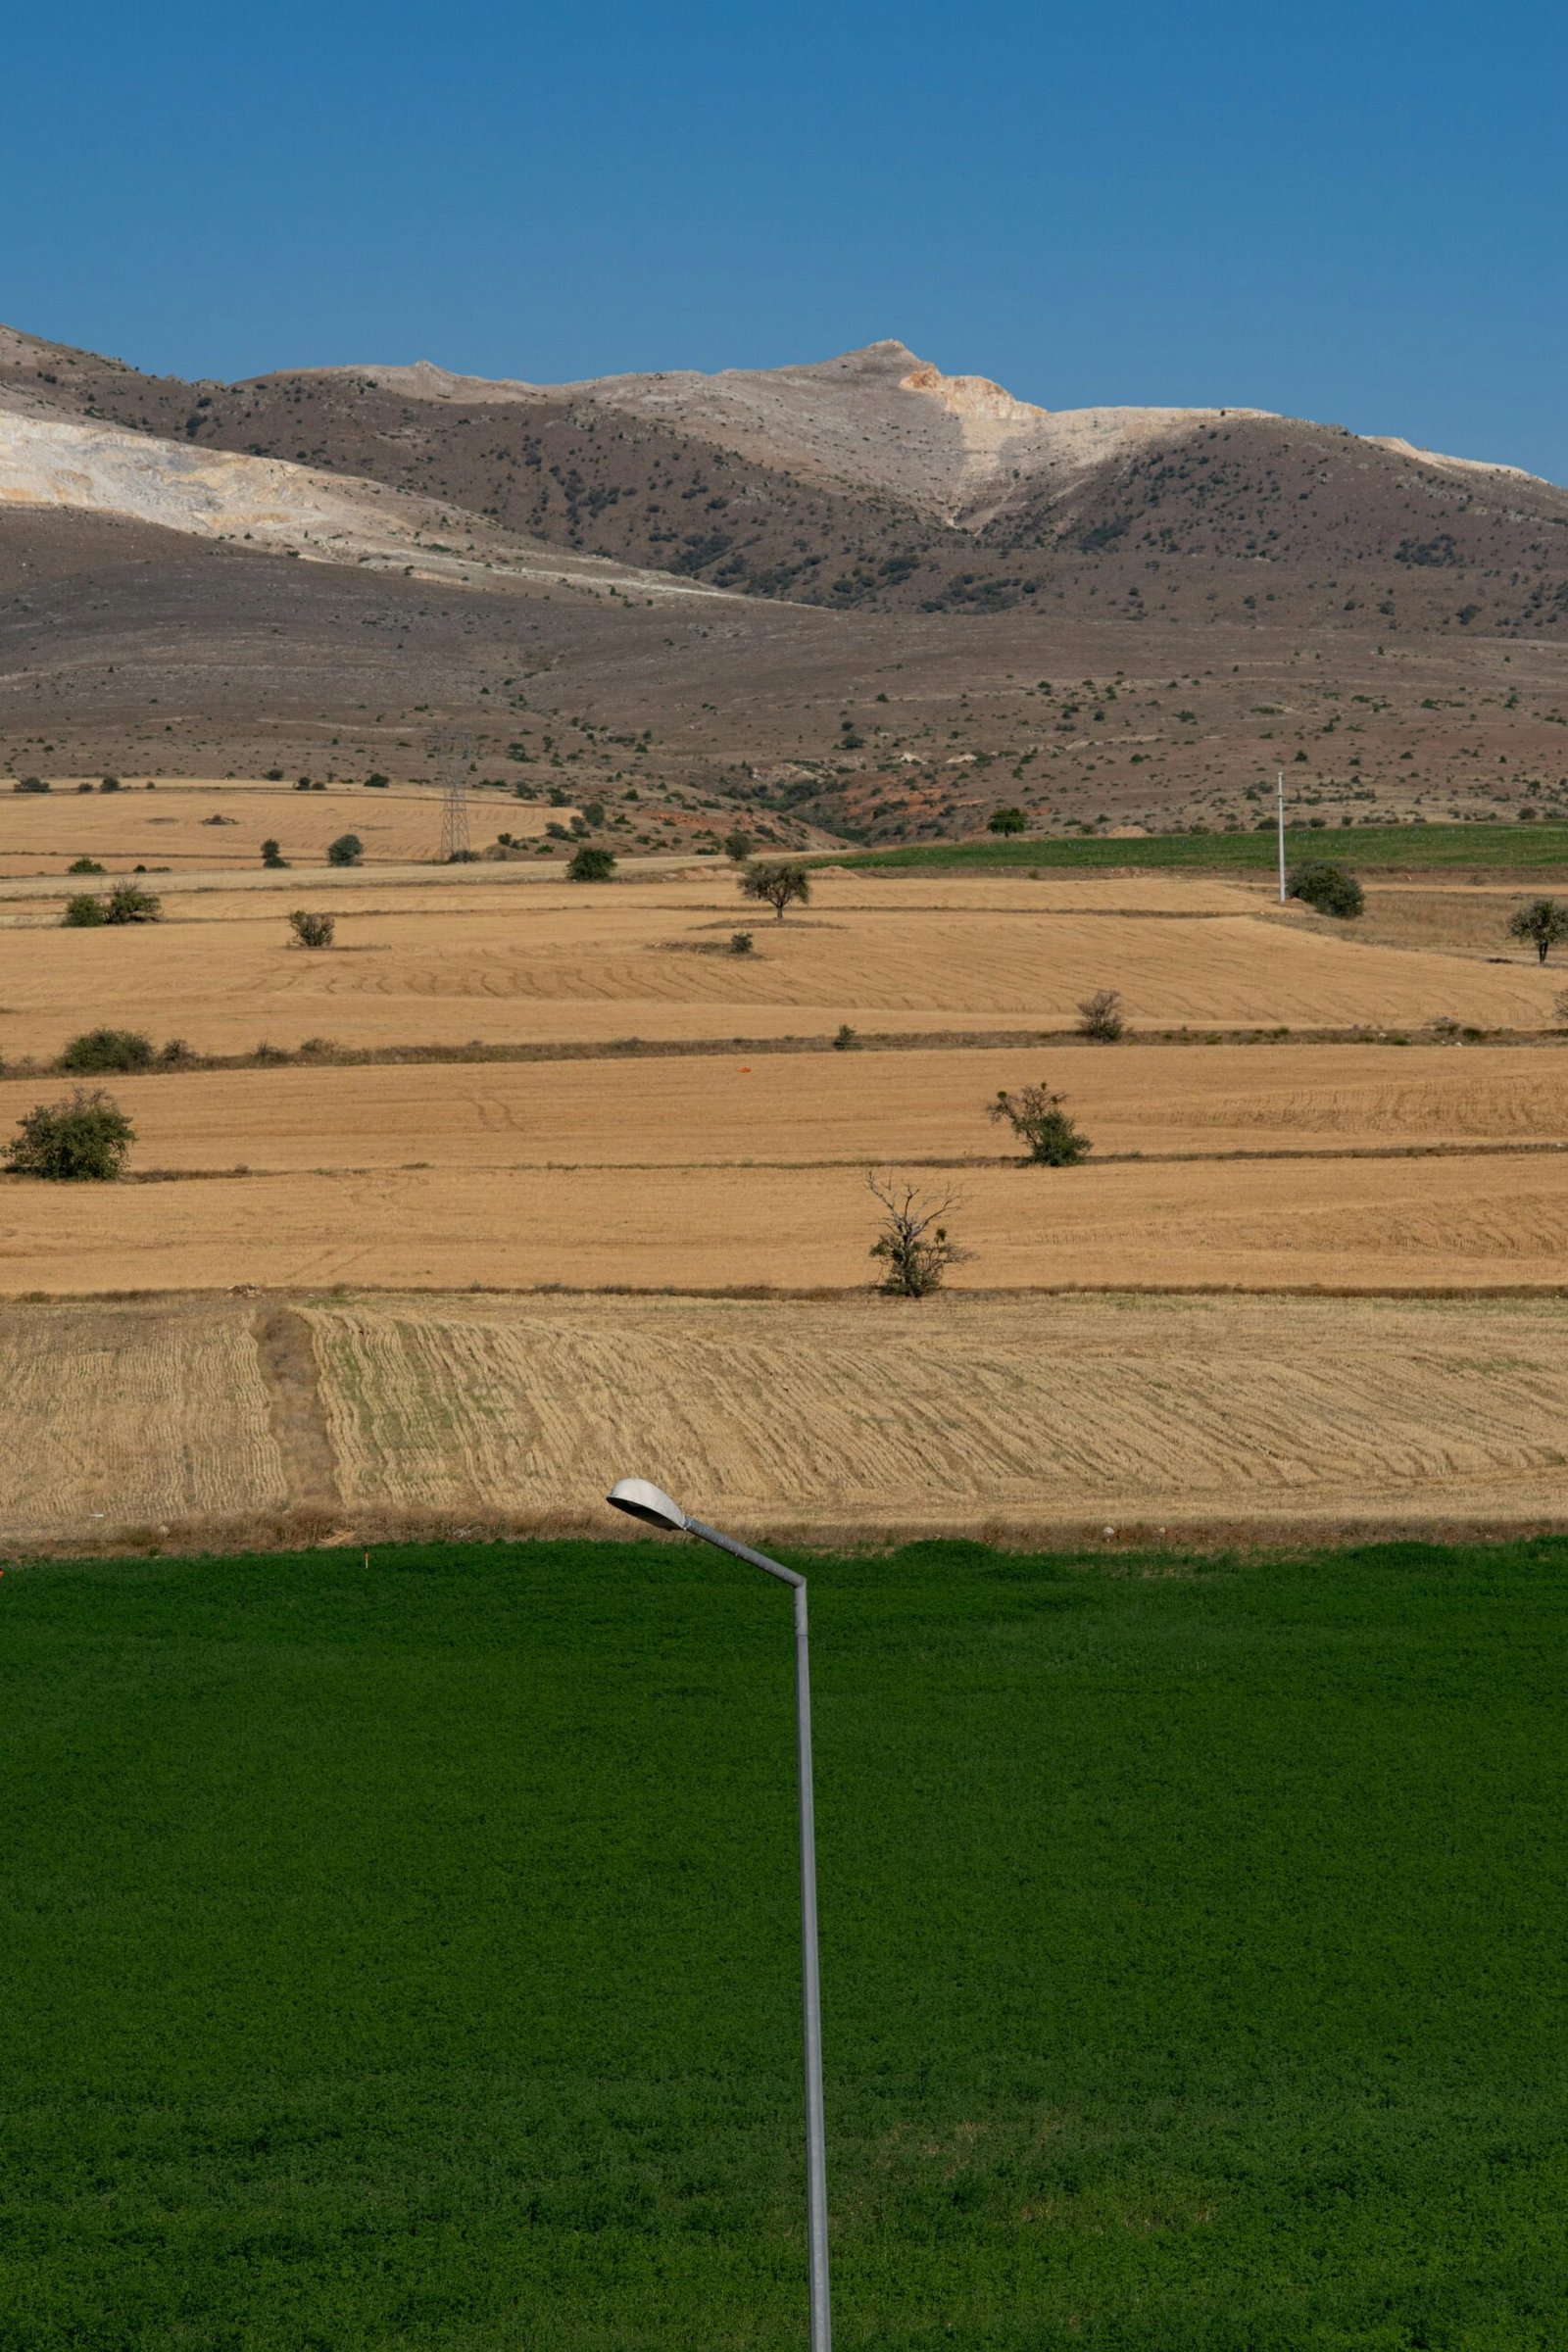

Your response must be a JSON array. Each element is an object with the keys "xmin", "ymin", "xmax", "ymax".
[{"xmin": 686, "ymin": 1518, "xmax": 831, "ymax": 2352}]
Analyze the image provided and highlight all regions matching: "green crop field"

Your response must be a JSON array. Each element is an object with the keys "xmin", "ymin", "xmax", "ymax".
[
  {"xmin": 831, "ymin": 822, "xmax": 1568, "ymax": 876},
  {"xmin": 3, "ymin": 1538, "xmax": 1564, "ymax": 2350}
]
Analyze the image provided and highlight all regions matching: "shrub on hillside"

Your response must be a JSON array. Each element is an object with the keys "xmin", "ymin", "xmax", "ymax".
[
  {"xmin": 60, "ymin": 1027, "xmax": 156, "ymax": 1074},
  {"xmin": 4, "ymin": 1089, "xmax": 135, "ymax": 1180},
  {"xmin": 723, "ymin": 829, "xmax": 754, "ymax": 863},
  {"xmin": 988, "ymin": 806, "xmax": 1028, "ymax": 835},
  {"xmin": 989, "ymin": 1083, "xmax": 1092, "ymax": 1165},
  {"xmin": 568, "ymin": 845, "xmax": 616, "ymax": 882},
  {"xmin": 1289, "ymin": 860, "xmax": 1363, "ymax": 918},
  {"xmin": 289, "ymin": 909, "xmax": 336, "ymax": 949},
  {"xmin": 326, "ymin": 833, "xmax": 364, "ymax": 866}
]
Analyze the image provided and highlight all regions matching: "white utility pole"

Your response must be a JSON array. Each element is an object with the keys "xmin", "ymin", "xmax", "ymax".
[{"xmin": 1277, "ymin": 767, "xmax": 1287, "ymax": 905}]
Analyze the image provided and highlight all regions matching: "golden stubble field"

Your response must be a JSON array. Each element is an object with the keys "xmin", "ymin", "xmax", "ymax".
[
  {"xmin": 0, "ymin": 867, "xmax": 1563, "ymax": 1061},
  {"xmin": 0, "ymin": 778, "xmax": 563, "ymax": 873},
  {"xmin": 4, "ymin": 1290, "xmax": 1565, "ymax": 1547},
  {"xmin": 8, "ymin": 859, "xmax": 1568, "ymax": 1540}
]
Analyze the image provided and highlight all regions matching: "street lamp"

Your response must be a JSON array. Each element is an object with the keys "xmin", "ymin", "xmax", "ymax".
[{"xmin": 606, "ymin": 1477, "xmax": 832, "ymax": 2352}]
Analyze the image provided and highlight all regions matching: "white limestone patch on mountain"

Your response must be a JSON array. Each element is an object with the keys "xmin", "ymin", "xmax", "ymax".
[{"xmin": 0, "ymin": 405, "xmax": 734, "ymax": 600}]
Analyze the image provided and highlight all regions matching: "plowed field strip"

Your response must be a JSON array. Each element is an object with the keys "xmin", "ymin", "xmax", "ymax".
[
  {"xmin": 302, "ymin": 1290, "xmax": 1568, "ymax": 1533},
  {"xmin": 0, "ymin": 1298, "xmax": 286, "ymax": 1537},
  {"xmin": 10, "ymin": 1044, "xmax": 1564, "ymax": 1179},
  {"xmin": 5, "ymin": 1154, "xmax": 1568, "ymax": 1294}
]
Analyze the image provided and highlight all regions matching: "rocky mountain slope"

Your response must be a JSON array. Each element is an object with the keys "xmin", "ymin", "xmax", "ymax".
[{"xmin": 3, "ymin": 321, "xmax": 1566, "ymax": 847}]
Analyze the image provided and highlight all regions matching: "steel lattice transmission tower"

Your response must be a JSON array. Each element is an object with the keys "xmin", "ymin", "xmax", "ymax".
[{"xmin": 436, "ymin": 732, "xmax": 473, "ymax": 863}]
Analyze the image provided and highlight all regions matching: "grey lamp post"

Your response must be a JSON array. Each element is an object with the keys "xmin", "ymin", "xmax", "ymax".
[{"xmin": 606, "ymin": 1477, "xmax": 831, "ymax": 2352}]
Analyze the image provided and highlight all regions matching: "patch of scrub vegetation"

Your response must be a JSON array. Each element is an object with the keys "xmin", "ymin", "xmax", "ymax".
[{"xmin": 2, "ymin": 1536, "xmax": 1563, "ymax": 2347}]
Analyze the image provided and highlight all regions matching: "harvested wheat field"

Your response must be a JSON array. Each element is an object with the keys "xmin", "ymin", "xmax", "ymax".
[
  {"xmin": 0, "ymin": 779, "xmax": 561, "ymax": 874},
  {"xmin": 5, "ymin": 1152, "xmax": 1568, "ymax": 1294},
  {"xmin": 10, "ymin": 1041, "xmax": 1568, "ymax": 1176},
  {"xmin": 0, "ymin": 1297, "xmax": 288, "ymax": 1538},
  {"xmin": 3, "ymin": 1290, "xmax": 1565, "ymax": 1546},
  {"xmin": 0, "ymin": 869, "xmax": 1562, "ymax": 1060}
]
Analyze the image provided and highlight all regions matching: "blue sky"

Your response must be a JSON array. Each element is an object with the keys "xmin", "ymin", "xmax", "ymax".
[{"xmin": 7, "ymin": 0, "xmax": 1564, "ymax": 477}]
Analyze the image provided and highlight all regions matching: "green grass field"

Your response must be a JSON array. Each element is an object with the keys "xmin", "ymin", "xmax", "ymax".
[
  {"xmin": 3, "ymin": 1537, "xmax": 1564, "ymax": 2349},
  {"xmin": 830, "ymin": 822, "xmax": 1568, "ymax": 876}
]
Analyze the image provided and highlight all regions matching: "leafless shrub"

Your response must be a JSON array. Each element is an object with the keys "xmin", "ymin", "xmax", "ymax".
[
  {"xmin": 866, "ymin": 1171, "xmax": 971, "ymax": 1298},
  {"xmin": 1076, "ymin": 988, "xmax": 1125, "ymax": 1042}
]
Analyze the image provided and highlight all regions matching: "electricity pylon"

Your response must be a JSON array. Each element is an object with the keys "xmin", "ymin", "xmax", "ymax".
[{"xmin": 436, "ymin": 732, "xmax": 472, "ymax": 863}]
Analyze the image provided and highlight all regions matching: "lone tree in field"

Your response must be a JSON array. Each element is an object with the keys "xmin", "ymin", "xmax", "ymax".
[
  {"xmin": 60, "ymin": 1028, "xmax": 155, "ymax": 1074},
  {"xmin": 867, "ymin": 1172, "xmax": 971, "ymax": 1298},
  {"xmin": 988, "ymin": 806, "xmax": 1028, "ymax": 836},
  {"xmin": 989, "ymin": 1083, "xmax": 1092, "ymax": 1165},
  {"xmin": 4, "ymin": 1089, "xmax": 134, "ymax": 1180},
  {"xmin": 1077, "ymin": 988, "xmax": 1125, "ymax": 1042},
  {"xmin": 327, "ymin": 833, "xmax": 365, "ymax": 867},
  {"xmin": 1507, "ymin": 897, "xmax": 1568, "ymax": 964},
  {"xmin": 741, "ymin": 861, "xmax": 810, "ymax": 921},
  {"xmin": 1289, "ymin": 859, "xmax": 1363, "ymax": 918},
  {"xmin": 722, "ymin": 828, "xmax": 754, "ymax": 863},
  {"xmin": 568, "ymin": 844, "xmax": 616, "ymax": 881},
  {"xmin": 261, "ymin": 838, "xmax": 287, "ymax": 868},
  {"xmin": 289, "ymin": 909, "xmax": 335, "ymax": 949}
]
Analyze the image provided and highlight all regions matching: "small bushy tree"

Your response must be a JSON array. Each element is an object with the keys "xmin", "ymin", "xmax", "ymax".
[
  {"xmin": 568, "ymin": 845, "xmax": 616, "ymax": 881},
  {"xmin": 867, "ymin": 1173, "xmax": 970, "ymax": 1298},
  {"xmin": 261, "ymin": 838, "xmax": 287, "ymax": 868},
  {"xmin": 730, "ymin": 930, "xmax": 755, "ymax": 955},
  {"xmin": 102, "ymin": 882, "xmax": 162, "ymax": 924},
  {"xmin": 4, "ymin": 1089, "xmax": 134, "ymax": 1180},
  {"xmin": 989, "ymin": 1083, "xmax": 1092, "ymax": 1165},
  {"xmin": 1289, "ymin": 860, "xmax": 1363, "ymax": 918},
  {"xmin": 63, "ymin": 894, "xmax": 104, "ymax": 927},
  {"xmin": 723, "ymin": 829, "xmax": 754, "ymax": 862},
  {"xmin": 741, "ymin": 861, "xmax": 810, "ymax": 921},
  {"xmin": 1507, "ymin": 897, "xmax": 1568, "ymax": 964},
  {"xmin": 60, "ymin": 1027, "xmax": 155, "ymax": 1073},
  {"xmin": 988, "ymin": 806, "xmax": 1027, "ymax": 835},
  {"xmin": 15, "ymin": 775, "xmax": 49, "ymax": 794},
  {"xmin": 289, "ymin": 909, "xmax": 336, "ymax": 948},
  {"xmin": 68, "ymin": 857, "xmax": 105, "ymax": 875},
  {"xmin": 326, "ymin": 833, "xmax": 364, "ymax": 867},
  {"xmin": 1077, "ymin": 988, "xmax": 1125, "ymax": 1042}
]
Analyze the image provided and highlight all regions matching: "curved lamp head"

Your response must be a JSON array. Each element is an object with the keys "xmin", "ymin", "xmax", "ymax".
[{"xmin": 606, "ymin": 1477, "xmax": 688, "ymax": 1533}]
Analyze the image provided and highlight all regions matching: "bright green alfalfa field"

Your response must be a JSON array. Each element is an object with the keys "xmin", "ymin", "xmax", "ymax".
[{"xmin": 1, "ymin": 1537, "xmax": 1564, "ymax": 2351}]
